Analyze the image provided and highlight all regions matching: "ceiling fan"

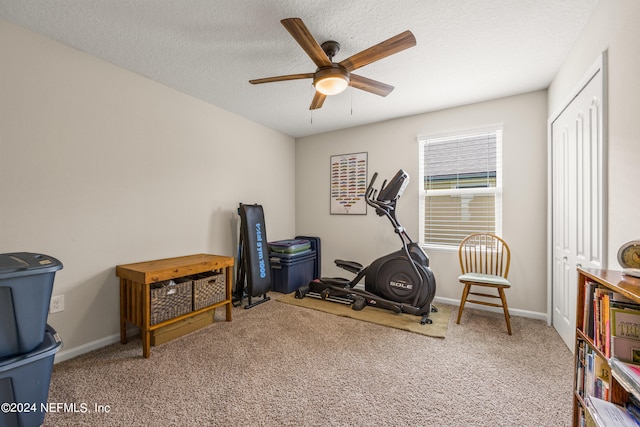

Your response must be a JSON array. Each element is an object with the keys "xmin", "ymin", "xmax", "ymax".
[{"xmin": 249, "ymin": 18, "xmax": 416, "ymax": 110}]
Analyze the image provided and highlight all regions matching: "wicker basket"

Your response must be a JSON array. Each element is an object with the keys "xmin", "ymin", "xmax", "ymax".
[
  {"xmin": 192, "ymin": 272, "xmax": 226, "ymax": 310},
  {"xmin": 150, "ymin": 279, "xmax": 193, "ymax": 325}
]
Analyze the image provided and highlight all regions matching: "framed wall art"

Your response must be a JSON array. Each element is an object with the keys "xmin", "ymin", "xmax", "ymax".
[{"xmin": 330, "ymin": 152, "xmax": 368, "ymax": 215}]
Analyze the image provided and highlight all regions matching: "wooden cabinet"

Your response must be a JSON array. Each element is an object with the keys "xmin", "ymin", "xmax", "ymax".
[
  {"xmin": 116, "ymin": 254, "xmax": 234, "ymax": 358},
  {"xmin": 573, "ymin": 268, "xmax": 640, "ymax": 425}
]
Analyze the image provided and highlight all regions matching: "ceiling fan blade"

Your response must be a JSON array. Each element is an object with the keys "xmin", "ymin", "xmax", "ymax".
[
  {"xmin": 349, "ymin": 74, "xmax": 394, "ymax": 97},
  {"xmin": 281, "ymin": 18, "xmax": 332, "ymax": 68},
  {"xmin": 310, "ymin": 91, "xmax": 327, "ymax": 110},
  {"xmin": 338, "ymin": 30, "xmax": 416, "ymax": 72},
  {"xmin": 249, "ymin": 73, "xmax": 314, "ymax": 84}
]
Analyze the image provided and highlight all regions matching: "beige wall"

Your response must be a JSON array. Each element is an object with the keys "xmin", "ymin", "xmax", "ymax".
[
  {"xmin": 548, "ymin": 0, "xmax": 640, "ymax": 265},
  {"xmin": 295, "ymin": 90, "xmax": 549, "ymax": 318},
  {"xmin": 0, "ymin": 21, "xmax": 296, "ymax": 359}
]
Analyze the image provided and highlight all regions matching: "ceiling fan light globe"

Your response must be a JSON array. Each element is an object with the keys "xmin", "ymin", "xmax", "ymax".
[
  {"xmin": 314, "ymin": 67, "xmax": 350, "ymax": 96},
  {"xmin": 315, "ymin": 77, "xmax": 349, "ymax": 95}
]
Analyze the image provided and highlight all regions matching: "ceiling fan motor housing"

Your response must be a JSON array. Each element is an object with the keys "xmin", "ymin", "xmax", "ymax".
[
  {"xmin": 314, "ymin": 65, "xmax": 350, "ymax": 83},
  {"xmin": 321, "ymin": 40, "xmax": 341, "ymax": 59}
]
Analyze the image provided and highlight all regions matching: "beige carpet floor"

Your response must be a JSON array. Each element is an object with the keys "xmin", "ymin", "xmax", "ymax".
[
  {"xmin": 44, "ymin": 294, "xmax": 574, "ymax": 426},
  {"xmin": 277, "ymin": 292, "xmax": 450, "ymax": 338}
]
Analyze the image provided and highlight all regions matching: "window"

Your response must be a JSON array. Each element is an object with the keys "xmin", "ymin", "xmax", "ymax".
[{"xmin": 418, "ymin": 128, "xmax": 502, "ymax": 248}]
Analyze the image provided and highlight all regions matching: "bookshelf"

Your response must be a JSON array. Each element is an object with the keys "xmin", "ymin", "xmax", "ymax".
[{"xmin": 573, "ymin": 268, "xmax": 640, "ymax": 426}]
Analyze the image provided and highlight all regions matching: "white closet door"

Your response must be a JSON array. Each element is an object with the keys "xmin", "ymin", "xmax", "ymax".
[{"xmin": 550, "ymin": 54, "xmax": 606, "ymax": 350}]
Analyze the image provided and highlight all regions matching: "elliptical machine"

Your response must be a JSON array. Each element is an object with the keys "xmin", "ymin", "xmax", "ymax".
[{"xmin": 295, "ymin": 169, "xmax": 437, "ymax": 324}]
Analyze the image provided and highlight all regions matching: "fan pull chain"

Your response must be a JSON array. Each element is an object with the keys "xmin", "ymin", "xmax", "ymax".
[{"xmin": 350, "ymin": 88, "xmax": 353, "ymax": 115}]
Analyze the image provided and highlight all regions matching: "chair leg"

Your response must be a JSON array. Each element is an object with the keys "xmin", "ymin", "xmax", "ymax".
[
  {"xmin": 456, "ymin": 284, "xmax": 471, "ymax": 324},
  {"xmin": 498, "ymin": 288, "xmax": 512, "ymax": 335}
]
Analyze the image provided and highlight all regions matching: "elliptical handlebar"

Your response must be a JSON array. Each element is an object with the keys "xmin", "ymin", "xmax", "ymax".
[
  {"xmin": 365, "ymin": 172, "xmax": 379, "ymax": 202},
  {"xmin": 365, "ymin": 170, "xmax": 415, "ymax": 247},
  {"xmin": 365, "ymin": 170, "xmax": 410, "ymax": 217}
]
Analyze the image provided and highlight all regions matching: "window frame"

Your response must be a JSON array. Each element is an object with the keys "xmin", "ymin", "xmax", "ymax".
[{"xmin": 418, "ymin": 126, "xmax": 503, "ymax": 250}]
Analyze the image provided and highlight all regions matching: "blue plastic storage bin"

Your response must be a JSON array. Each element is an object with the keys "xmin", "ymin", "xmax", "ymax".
[
  {"xmin": 295, "ymin": 236, "xmax": 321, "ymax": 279},
  {"xmin": 0, "ymin": 324, "xmax": 62, "ymax": 427},
  {"xmin": 270, "ymin": 250, "xmax": 316, "ymax": 293},
  {"xmin": 0, "ymin": 253, "xmax": 63, "ymax": 359},
  {"xmin": 268, "ymin": 239, "xmax": 311, "ymax": 254}
]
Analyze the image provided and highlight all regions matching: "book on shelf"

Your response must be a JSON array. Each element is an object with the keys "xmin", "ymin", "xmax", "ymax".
[
  {"xmin": 604, "ymin": 291, "xmax": 612, "ymax": 357},
  {"xmin": 592, "ymin": 286, "xmax": 613, "ymax": 356},
  {"xmin": 577, "ymin": 338, "xmax": 612, "ymax": 401},
  {"xmin": 612, "ymin": 336, "xmax": 640, "ymax": 364},
  {"xmin": 578, "ymin": 340, "xmax": 586, "ymax": 396},
  {"xmin": 583, "ymin": 283, "xmax": 640, "ymax": 358},
  {"xmin": 584, "ymin": 281, "xmax": 599, "ymax": 339},
  {"xmin": 595, "ymin": 356, "xmax": 611, "ymax": 400},
  {"xmin": 625, "ymin": 397, "xmax": 640, "ymax": 424},
  {"xmin": 611, "ymin": 306, "xmax": 640, "ymax": 362},
  {"xmin": 586, "ymin": 396, "xmax": 638, "ymax": 427},
  {"xmin": 587, "ymin": 351, "xmax": 595, "ymax": 398},
  {"xmin": 611, "ymin": 291, "xmax": 639, "ymax": 305},
  {"xmin": 611, "ymin": 307, "xmax": 640, "ymax": 340},
  {"xmin": 610, "ymin": 358, "xmax": 640, "ymax": 393}
]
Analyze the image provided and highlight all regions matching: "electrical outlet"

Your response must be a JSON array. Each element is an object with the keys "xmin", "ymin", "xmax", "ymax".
[{"xmin": 50, "ymin": 295, "xmax": 64, "ymax": 313}]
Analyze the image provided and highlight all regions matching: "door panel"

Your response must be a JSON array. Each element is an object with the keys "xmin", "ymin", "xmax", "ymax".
[{"xmin": 550, "ymin": 60, "xmax": 605, "ymax": 350}]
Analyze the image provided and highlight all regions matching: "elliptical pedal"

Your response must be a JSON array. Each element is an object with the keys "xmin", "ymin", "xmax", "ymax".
[{"xmin": 295, "ymin": 284, "xmax": 354, "ymax": 305}]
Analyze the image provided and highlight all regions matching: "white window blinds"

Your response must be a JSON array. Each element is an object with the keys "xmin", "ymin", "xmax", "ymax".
[{"xmin": 418, "ymin": 128, "xmax": 503, "ymax": 248}]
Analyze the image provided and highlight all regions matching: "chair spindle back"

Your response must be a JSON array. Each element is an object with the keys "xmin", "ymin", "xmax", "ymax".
[{"xmin": 459, "ymin": 233, "xmax": 510, "ymax": 278}]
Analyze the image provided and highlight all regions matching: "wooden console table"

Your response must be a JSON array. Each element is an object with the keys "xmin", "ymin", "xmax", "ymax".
[{"xmin": 116, "ymin": 254, "xmax": 234, "ymax": 358}]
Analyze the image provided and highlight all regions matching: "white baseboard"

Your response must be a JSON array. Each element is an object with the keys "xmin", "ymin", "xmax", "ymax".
[
  {"xmin": 433, "ymin": 296, "xmax": 548, "ymax": 322},
  {"xmin": 53, "ymin": 327, "xmax": 138, "ymax": 364}
]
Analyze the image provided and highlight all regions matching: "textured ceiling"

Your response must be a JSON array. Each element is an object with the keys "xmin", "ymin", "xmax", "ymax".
[{"xmin": 0, "ymin": 0, "xmax": 599, "ymax": 138}]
